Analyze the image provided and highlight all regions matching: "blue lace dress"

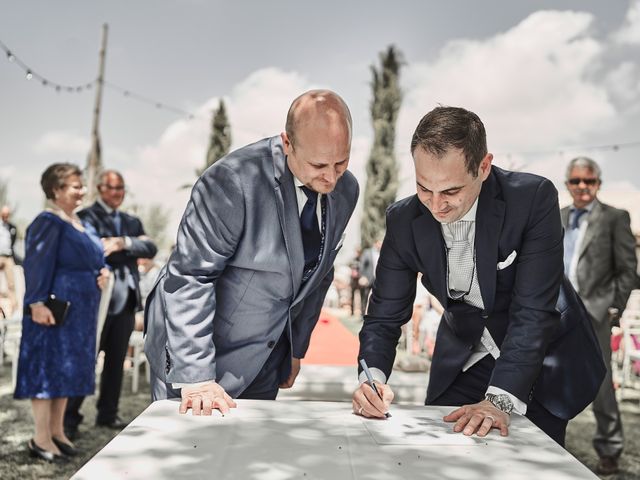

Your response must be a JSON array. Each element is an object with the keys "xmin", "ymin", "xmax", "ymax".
[{"xmin": 14, "ymin": 211, "xmax": 105, "ymax": 399}]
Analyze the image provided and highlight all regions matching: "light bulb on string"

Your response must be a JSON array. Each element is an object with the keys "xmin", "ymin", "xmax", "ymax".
[
  {"xmin": 7, "ymin": 51, "xmax": 15, "ymax": 62},
  {"xmin": 26, "ymin": 70, "xmax": 33, "ymax": 80}
]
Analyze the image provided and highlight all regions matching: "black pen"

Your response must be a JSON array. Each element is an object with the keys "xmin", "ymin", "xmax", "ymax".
[{"xmin": 359, "ymin": 358, "xmax": 391, "ymax": 418}]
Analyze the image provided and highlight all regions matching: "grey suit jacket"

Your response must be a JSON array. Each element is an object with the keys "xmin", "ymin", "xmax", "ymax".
[
  {"xmin": 144, "ymin": 136, "xmax": 359, "ymax": 397},
  {"xmin": 561, "ymin": 200, "xmax": 639, "ymax": 323}
]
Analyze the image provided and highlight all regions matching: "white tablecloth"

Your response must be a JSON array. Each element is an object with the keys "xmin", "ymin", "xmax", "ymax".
[{"xmin": 72, "ymin": 399, "xmax": 597, "ymax": 480}]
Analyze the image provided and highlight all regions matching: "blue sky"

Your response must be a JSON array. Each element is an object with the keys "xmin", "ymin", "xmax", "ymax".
[{"xmin": 1, "ymin": 1, "xmax": 639, "ymax": 256}]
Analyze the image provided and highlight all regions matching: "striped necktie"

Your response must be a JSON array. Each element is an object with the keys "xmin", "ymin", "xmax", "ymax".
[{"xmin": 447, "ymin": 220, "xmax": 474, "ymax": 299}]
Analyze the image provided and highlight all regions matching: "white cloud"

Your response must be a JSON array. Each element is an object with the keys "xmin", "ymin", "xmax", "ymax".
[
  {"xmin": 33, "ymin": 130, "xmax": 90, "ymax": 155},
  {"xmin": 122, "ymin": 9, "xmax": 640, "ymax": 250},
  {"xmin": 605, "ymin": 61, "xmax": 640, "ymax": 107},
  {"xmin": 614, "ymin": 0, "xmax": 640, "ymax": 45},
  {"xmin": 393, "ymin": 10, "xmax": 640, "ymax": 200},
  {"xmin": 122, "ymin": 68, "xmax": 345, "ymax": 238}
]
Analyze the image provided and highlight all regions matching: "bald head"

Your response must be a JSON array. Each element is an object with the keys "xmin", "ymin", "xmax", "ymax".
[
  {"xmin": 282, "ymin": 90, "xmax": 352, "ymax": 194},
  {"xmin": 285, "ymin": 90, "xmax": 352, "ymax": 150},
  {"xmin": 1, "ymin": 205, "xmax": 9, "ymax": 222}
]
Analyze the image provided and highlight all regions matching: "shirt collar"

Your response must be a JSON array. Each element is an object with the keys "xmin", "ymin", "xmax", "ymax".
[
  {"xmin": 293, "ymin": 176, "xmax": 323, "ymax": 199},
  {"xmin": 570, "ymin": 201, "xmax": 595, "ymax": 213}
]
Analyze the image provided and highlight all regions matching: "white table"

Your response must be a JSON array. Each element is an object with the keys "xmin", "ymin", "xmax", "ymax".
[{"xmin": 72, "ymin": 399, "xmax": 597, "ymax": 480}]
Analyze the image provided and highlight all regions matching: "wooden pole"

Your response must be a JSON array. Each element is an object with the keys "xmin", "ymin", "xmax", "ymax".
[{"xmin": 85, "ymin": 23, "xmax": 108, "ymax": 204}]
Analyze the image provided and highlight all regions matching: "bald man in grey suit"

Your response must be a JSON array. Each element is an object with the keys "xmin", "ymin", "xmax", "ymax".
[
  {"xmin": 561, "ymin": 156, "xmax": 639, "ymax": 475},
  {"xmin": 145, "ymin": 90, "xmax": 359, "ymax": 415}
]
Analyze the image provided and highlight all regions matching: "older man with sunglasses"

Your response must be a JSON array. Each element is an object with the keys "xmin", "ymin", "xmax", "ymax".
[{"xmin": 561, "ymin": 156, "xmax": 639, "ymax": 475}]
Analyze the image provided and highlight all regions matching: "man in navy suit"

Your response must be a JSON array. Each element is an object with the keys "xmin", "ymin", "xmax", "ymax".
[
  {"xmin": 352, "ymin": 106, "xmax": 605, "ymax": 446},
  {"xmin": 65, "ymin": 170, "xmax": 157, "ymax": 435}
]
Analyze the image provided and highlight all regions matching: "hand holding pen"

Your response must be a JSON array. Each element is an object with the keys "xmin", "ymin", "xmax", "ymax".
[{"xmin": 353, "ymin": 358, "xmax": 393, "ymax": 418}]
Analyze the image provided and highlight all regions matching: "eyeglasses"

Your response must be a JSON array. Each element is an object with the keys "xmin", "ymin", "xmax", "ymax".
[
  {"xmin": 101, "ymin": 184, "xmax": 126, "ymax": 192},
  {"xmin": 567, "ymin": 178, "xmax": 599, "ymax": 186},
  {"xmin": 64, "ymin": 183, "xmax": 86, "ymax": 191}
]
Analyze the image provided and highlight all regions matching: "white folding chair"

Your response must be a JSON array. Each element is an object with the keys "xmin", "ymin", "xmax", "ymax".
[
  {"xmin": 619, "ymin": 314, "xmax": 640, "ymax": 400},
  {"xmin": 127, "ymin": 330, "xmax": 148, "ymax": 394}
]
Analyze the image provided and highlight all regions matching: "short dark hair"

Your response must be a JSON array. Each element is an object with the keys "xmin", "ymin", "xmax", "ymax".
[
  {"xmin": 410, "ymin": 106, "xmax": 488, "ymax": 177},
  {"xmin": 40, "ymin": 163, "xmax": 82, "ymax": 200}
]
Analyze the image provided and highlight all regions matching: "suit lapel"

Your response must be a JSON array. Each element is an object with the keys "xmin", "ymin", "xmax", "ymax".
[
  {"xmin": 272, "ymin": 139, "xmax": 304, "ymax": 297},
  {"xmin": 578, "ymin": 200, "xmax": 602, "ymax": 259},
  {"xmin": 412, "ymin": 202, "xmax": 448, "ymax": 307},
  {"xmin": 90, "ymin": 202, "xmax": 114, "ymax": 236},
  {"xmin": 475, "ymin": 172, "xmax": 505, "ymax": 314}
]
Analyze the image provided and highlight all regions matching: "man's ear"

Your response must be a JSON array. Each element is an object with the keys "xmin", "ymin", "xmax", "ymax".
[
  {"xmin": 281, "ymin": 132, "xmax": 292, "ymax": 154},
  {"xmin": 480, "ymin": 153, "xmax": 493, "ymax": 180}
]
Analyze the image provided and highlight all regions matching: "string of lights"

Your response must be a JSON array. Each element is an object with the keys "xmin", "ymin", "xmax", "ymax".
[
  {"xmin": 2, "ymin": 38, "xmax": 639, "ymax": 152},
  {"xmin": 103, "ymin": 81, "xmax": 195, "ymax": 119},
  {"xmin": 0, "ymin": 39, "xmax": 95, "ymax": 92},
  {"xmin": 495, "ymin": 140, "xmax": 640, "ymax": 158},
  {"xmin": 0, "ymin": 38, "xmax": 196, "ymax": 119}
]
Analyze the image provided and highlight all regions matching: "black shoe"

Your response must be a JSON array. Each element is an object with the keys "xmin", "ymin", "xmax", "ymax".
[
  {"xmin": 27, "ymin": 439, "xmax": 69, "ymax": 463},
  {"xmin": 596, "ymin": 456, "xmax": 619, "ymax": 475},
  {"xmin": 96, "ymin": 415, "xmax": 128, "ymax": 429},
  {"xmin": 52, "ymin": 437, "xmax": 79, "ymax": 456}
]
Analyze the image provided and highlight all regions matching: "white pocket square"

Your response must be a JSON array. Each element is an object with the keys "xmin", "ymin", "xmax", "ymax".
[
  {"xmin": 335, "ymin": 232, "xmax": 346, "ymax": 250},
  {"xmin": 497, "ymin": 250, "xmax": 517, "ymax": 270}
]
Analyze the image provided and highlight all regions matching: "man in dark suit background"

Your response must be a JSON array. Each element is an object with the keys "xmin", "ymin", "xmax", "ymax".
[
  {"xmin": 561, "ymin": 157, "xmax": 638, "ymax": 474},
  {"xmin": 353, "ymin": 106, "xmax": 605, "ymax": 446},
  {"xmin": 65, "ymin": 170, "xmax": 157, "ymax": 435}
]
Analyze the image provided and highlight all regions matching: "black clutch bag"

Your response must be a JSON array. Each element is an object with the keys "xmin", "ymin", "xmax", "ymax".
[{"xmin": 45, "ymin": 294, "xmax": 71, "ymax": 326}]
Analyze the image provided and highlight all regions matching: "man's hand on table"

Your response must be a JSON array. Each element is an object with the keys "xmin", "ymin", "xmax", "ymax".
[
  {"xmin": 444, "ymin": 400, "xmax": 510, "ymax": 437},
  {"xmin": 179, "ymin": 382, "xmax": 237, "ymax": 415},
  {"xmin": 352, "ymin": 382, "xmax": 394, "ymax": 418},
  {"xmin": 279, "ymin": 357, "xmax": 301, "ymax": 389}
]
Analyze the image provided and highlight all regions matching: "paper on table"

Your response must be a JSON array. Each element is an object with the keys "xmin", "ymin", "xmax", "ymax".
[{"xmin": 362, "ymin": 410, "xmax": 492, "ymax": 446}]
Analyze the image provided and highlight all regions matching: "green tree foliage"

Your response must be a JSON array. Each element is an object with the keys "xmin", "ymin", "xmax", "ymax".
[
  {"xmin": 360, "ymin": 45, "xmax": 403, "ymax": 249},
  {"xmin": 199, "ymin": 99, "xmax": 232, "ymax": 176}
]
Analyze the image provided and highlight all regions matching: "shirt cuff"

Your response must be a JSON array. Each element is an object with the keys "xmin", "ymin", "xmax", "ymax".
[
  {"xmin": 123, "ymin": 236, "xmax": 132, "ymax": 249},
  {"xmin": 172, "ymin": 380, "xmax": 215, "ymax": 389},
  {"xmin": 487, "ymin": 386, "xmax": 528, "ymax": 415},
  {"xmin": 358, "ymin": 367, "xmax": 387, "ymax": 385}
]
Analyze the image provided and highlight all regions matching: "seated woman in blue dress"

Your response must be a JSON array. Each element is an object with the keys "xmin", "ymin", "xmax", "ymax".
[{"xmin": 14, "ymin": 163, "xmax": 108, "ymax": 462}]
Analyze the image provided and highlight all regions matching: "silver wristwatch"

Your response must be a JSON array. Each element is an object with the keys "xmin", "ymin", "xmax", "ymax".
[{"xmin": 485, "ymin": 393, "xmax": 514, "ymax": 414}]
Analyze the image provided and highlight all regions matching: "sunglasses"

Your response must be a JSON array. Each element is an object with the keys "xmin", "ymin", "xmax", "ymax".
[
  {"xmin": 567, "ymin": 178, "xmax": 599, "ymax": 186},
  {"xmin": 101, "ymin": 184, "xmax": 126, "ymax": 192}
]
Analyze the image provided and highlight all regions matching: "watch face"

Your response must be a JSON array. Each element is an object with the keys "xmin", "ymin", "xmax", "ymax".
[{"xmin": 488, "ymin": 394, "xmax": 513, "ymax": 413}]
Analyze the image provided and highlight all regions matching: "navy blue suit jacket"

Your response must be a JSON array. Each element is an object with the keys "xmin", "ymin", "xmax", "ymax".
[
  {"xmin": 79, "ymin": 202, "xmax": 157, "ymax": 315},
  {"xmin": 359, "ymin": 166, "xmax": 605, "ymax": 420}
]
